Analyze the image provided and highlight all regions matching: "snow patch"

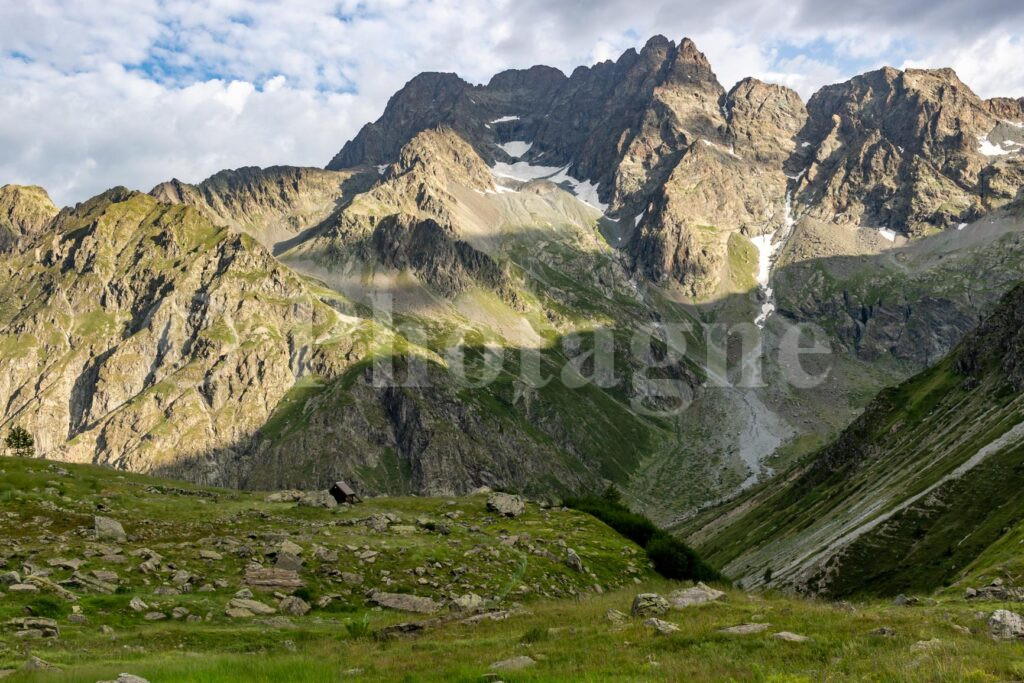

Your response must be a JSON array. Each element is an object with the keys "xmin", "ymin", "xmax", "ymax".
[
  {"xmin": 495, "ymin": 140, "xmax": 532, "ymax": 158},
  {"xmin": 701, "ymin": 138, "xmax": 741, "ymax": 159},
  {"xmin": 376, "ymin": 164, "xmax": 387, "ymax": 175},
  {"xmin": 752, "ymin": 186, "xmax": 799, "ymax": 328},
  {"xmin": 800, "ymin": 141, "xmax": 811, "ymax": 148},
  {"xmin": 490, "ymin": 161, "xmax": 608, "ymax": 212},
  {"xmin": 957, "ymin": 222, "xmax": 968, "ymax": 231},
  {"xmin": 878, "ymin": 228, "xmax": 897, "ymax": 242},
  {"xmin": 489, "ymin": 115, "xmax": 520, "ymax": 124},
  {"xmin": 979, "ymin": 133, "xmax": 1015, "ymax": 157}
]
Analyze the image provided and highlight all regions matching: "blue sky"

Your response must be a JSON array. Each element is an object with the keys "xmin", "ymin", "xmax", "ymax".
[{"xmin": 2, "ymin": 0, "xmax": 1023, "ymax": 206}]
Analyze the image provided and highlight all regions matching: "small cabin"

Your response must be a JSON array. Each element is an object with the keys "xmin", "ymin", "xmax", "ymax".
[{"xmin": 329, "ymin": 480, "xmax": 361, "ymax": 505}]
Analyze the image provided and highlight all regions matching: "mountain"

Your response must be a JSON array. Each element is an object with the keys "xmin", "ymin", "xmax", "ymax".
[
  {"xmin": 685, "ymin": 281, "xmax": 1024, "ymax": 597},
  {"xmin": 2, "ymin": 35, "xmax": 1024, "ymax": 526}
]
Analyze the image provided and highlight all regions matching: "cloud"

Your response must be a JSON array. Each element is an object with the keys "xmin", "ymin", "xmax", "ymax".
[{"xmin": 1, "ymin": 0, "xmax": 1022, "ymax": 206}]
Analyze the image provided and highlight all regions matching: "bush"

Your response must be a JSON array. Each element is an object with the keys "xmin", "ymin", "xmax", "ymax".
[
  {"xmin": 292, "ymin": 586, "xmax": 314, "ymax": 602},
  {"xmin": 564, "ymin": 495, "xmax": 723, "ymax": 583}
]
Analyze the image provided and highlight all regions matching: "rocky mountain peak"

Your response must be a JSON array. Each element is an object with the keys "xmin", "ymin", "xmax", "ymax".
[
  {"xmin": 0, "ymin": 183, "xmax": 59, "ymax": 253},
  {"xmin": 392, "ymin": 127, "xmax": 494, "ymax": 193}
]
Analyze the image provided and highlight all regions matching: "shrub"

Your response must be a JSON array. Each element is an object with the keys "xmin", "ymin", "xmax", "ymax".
[
  {"xmin": 5, "ymin": 426, "xmax": 34, "ymax": 458},
  {"xmin": 564, "ymin": 494, "xmax": 723, "ymax": 583},
  {"xmin": 292, "ymin": 586, "xmax": 314, "ymax": 602}
]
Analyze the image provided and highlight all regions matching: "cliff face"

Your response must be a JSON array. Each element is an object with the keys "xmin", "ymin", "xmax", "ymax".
[{"xmin": 794, "ymin": 67, "xmax": 1024, "ymax": 234}]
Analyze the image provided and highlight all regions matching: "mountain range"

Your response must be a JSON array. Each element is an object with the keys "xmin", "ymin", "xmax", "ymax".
[{"xmin": 3, "ymin": 35, "xmax": 1024, "ymax": 597}]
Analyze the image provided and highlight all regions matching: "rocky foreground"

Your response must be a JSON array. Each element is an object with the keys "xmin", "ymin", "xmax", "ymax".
[{"xmin": 2, "ymin": 455, "xmax": 1024, "ymax": 681}]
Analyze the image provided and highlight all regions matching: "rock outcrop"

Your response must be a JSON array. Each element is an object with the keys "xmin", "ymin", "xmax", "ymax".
[{"xmin": 0, "ymin": 184, "xmax": 58, "ymax": 253}]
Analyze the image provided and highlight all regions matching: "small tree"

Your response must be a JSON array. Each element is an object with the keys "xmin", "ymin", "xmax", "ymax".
[
  {"xmin": 5, "ymin": 426, "xmax": 34, "ymax": 457},
  {"xmin": 600, "ymin": 483, "xmax": 622, "ymax": 505}
]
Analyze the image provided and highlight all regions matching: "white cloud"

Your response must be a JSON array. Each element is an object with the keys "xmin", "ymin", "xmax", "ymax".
[{"xmin": 0, "ymin": 0, "xmax": 1022, "ymax": 206}]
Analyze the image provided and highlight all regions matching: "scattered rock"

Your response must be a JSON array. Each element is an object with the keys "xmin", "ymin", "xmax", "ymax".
[
  {"xmin": 452, "ymin": 593, "xmax": 484, "ymax": 611},
  {"xmin": 199, "ymin": 550, "xmax": 223, "ymax": 561},
  {"xmin": 910, "ymin": 638, "xmax": 943, "ymax": 652},
  {"xmin": 143, "ymin": 612, "xmax": 166, "ymax": 621},
  {"xmin": 297, "ymin": 491, "xmax": 337, "ymax": 509},
  {"xmin": 245, "ymin": 568, "xmax": 304, "ymax": 591},
  {"xmin": 564, "ymin": 549, "xmax": 584, "ymax": 573},
  {"xmin": 265, "ymin": 490, "xmax": 303, "ymax": 503},
  {"xmin": 228, "ymin": 598, "xmax": 276, "ymax": 616},
  {"xmin": 368, "ymin": 591, "xmax": 442, "ymax": 614},
  {"xmin": 279, "ymin": 540, "xmax": 303, "ymax": 556},
  {"xmin": 279, "ymin": 596, "xmax": 311, "ymax": 616},
  {"xmin": 644, "ymin": 617, "xmax": 680, "ymax": 635},
  {"xmin": 489, "ymin": 655, "xmax": 536, "ymax": 671},
  {"xmin": 275, "ymin": 552, "xmax": 304, "ymax": 572},
  {"xmin": 989, "ymin": 610, "xmax": 1024, "ymax": 640},
  {"xmin": 605, "ymin": 608, "xmax": 628, "ymax": 623},
  {"xmin": 719, "ymin": 623, "xmax": 770, "ymax": 635},
  {"xmin": 486, "ymin": 493, "xmax": 525, "ymax": 518},
  {"xmin": 22, "ymin": 656, "xmax": 60, "ymax": 672},
  {"xmin": 97, "ymin": 675, "xmax": 151, "ymax": 683},
  {"xmin": 6, "ymin": 617, "xmax": 59, "ymax": 639},
  {"xmin": 631, "ymin": 593, "xmax": 670, "ymax": 617},
  {"xmin": 93, "ymin": 516, "xmax": 127, "ymax": 542},
  {"xmin": 341, "ymin": 572, "xmax": 363, "ymax": 586},
  {"xmin": 773, "ymin": 631, "xmax": 810, "ymax": 642},
  {"xmin": 892, "ymin": 594, "xmax": 919, "ymax": 607},
  {"xmin": 8, "ymin": 583, "xmax": 38, "ymax": 593},
  {"xmin": 668, "ymin": 582, "xmax": 725, "ymax": 608}
]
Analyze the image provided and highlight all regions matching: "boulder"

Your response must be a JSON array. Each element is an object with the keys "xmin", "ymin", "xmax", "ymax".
[
  {"xmin": 989, "ymin": 610, "xmax": 1024, "ymax": 640},
  {"xmin": 128, "ymin": 597, "xmax": 148, "ymax": 612},
  {"xmin": 644, "ymin": 617, "xmax": 680, "ymax": 634},
  {"xmin": 368, "ymin": 591, "xmax": 442, "ymax": 614},
  {"xmin": 297, "ymin": 491, "xmax": 337, "ymax": 509},
  {"xmin": 265, "ymin": 490, "xmax": 303, "ymax": 503},
  {"xmin": 486, "ymin": 493, "xmax": 525, "ymax": 518},
  {"xmin": 489, "ymin": 655, "xmax": 536, "ymax": 671},
  {"xmin": 279, "ymin": 596, "xmax": 311, "ymax": 616},
  {"xmin": 244, "ymin": 568, "xmax": 304, "ymax": 591},
  {"xmin": 279, "ymin": 540, "xmax": 303, "ymax": 556},
  {"xmin": 605, "ymin": 608, "xmax": 628, "ymax": 623},
  {"xmin": 631, "ymin": 593, "xmax": 669, "ymax": 617},
  {"xmin": 275, "ymin": 553, "xmax": 304, "ymax": 572},
  {"xmin": 93, "ymin": 516, "xmax": 127, "ymax": 542},
  {"xmin": 773, "ymin": 631, "xmax": 810, "ymax": 642},
  {"xmin": 719, "ymin": 623, "xmax": 770, "ymax": 635},
  {"xmin": 451, "ymin": 593, "xmax": 484, "ymax": 611},
  {"xmin": 199, "ymin": 550, "xmax": 223, "ymax": 561},
  {"xmin": 6, "ymin": 618, "xmax": 59, "ymax": 639},
  {"xmin": 564, "ymin": 549, "xmax": 585, "ymax": 573},
  {"xmin": 228, "ymin": 598, "xmax": 276, "ymax": 616},
  {"xmin": 668, "ymin": 582, "xmax": 725, "ymax": 608},
  {"xmin": 97, "ymin": 675, "xmax": 151, "ymax": 683}
]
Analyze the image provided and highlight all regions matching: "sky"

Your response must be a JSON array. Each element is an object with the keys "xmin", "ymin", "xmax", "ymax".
[{"xmin": 2, "ymin": 0, "xmax": 1023, "ymax": 206}]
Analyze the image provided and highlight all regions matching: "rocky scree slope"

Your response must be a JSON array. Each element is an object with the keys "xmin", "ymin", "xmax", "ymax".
[{"xmin": 686, "ymin": 281, "xmax": 1024, "ymax": 597}]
